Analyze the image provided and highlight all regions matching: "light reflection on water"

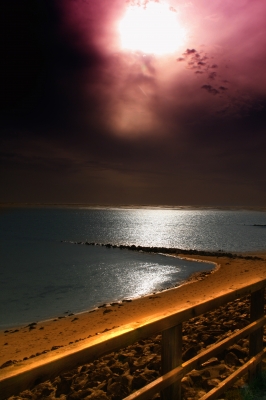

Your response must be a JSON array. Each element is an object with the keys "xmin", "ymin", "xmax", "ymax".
[
  {"xmin": 0, "ymin": 243, "xmax": 212, "ymax": 329},
  {"xmin": 67, "ymin": 208, "xmax": 266, "ymax": 251},
  {"xmin": 1, "ymin": 207, "xmax": 266, "ymax": 328},
  {"xmin": 116, "ymin": 262, "xmax": 181, "ymax": 298}
]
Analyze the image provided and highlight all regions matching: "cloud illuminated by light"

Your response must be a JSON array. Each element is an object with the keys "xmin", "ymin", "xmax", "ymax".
[{"xmin": 118, "ymin": 1, "xmax": 187, "ymax": 55}]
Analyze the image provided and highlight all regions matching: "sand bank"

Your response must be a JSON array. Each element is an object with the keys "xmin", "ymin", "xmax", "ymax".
[{"xmin": 1, "ymin": 252, "xmax": 265, "ymax": 368}]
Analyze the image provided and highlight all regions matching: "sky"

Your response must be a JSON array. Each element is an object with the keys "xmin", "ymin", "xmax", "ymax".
[{"xmin": 1, "ymin": 0, "xmax": 266, "ymax": 207}]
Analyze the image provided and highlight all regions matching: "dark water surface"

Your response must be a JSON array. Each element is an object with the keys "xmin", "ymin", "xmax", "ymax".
[{"xmin": 1, "ymin": 207, "xmax": 265, "ymax": 328}]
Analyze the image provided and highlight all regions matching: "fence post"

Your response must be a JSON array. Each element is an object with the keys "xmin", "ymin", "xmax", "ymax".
[
  {"xmin": 161, "ymin": 323, "xmax": 182, "ymax": 400},
  {"xmin": 249, "ymin": 288, "xmax": 265, "ymax": 382}
]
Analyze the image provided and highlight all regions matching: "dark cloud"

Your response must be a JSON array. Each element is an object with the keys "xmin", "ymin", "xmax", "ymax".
[
  {"xmin": 180, "ymin": 49, "xmax": 214, "ymax": 75},
  {"xmin": 201, "ymin": 84, "xmax": 219, "ymax": 95},
  {"xmin": 183, "ymin": 48, "xmax": 197, "ymax": 55},
  {"xmin": 208, "ymin": 72, "xmax": 217, "ymax": 80}
]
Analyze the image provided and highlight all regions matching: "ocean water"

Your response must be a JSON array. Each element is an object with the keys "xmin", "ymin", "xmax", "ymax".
[{"xmin": 1, "ymin": 207, "xmax": 266, "ymax": 329}]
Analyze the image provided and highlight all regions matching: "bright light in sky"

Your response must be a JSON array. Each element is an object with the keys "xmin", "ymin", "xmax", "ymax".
[{"xmin": 118, "ymin": 1, "xmax": 186, "ymax": 55}]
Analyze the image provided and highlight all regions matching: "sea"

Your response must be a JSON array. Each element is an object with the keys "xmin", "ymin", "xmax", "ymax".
[{"xmin": 1, "ymin": 207, "xmax": 266, "ymax": 329}]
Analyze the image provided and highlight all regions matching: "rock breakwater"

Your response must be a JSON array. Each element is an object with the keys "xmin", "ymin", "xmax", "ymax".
[{"xmin": 62, "ymin": 241, "xmax": 263, "ymax": 260}]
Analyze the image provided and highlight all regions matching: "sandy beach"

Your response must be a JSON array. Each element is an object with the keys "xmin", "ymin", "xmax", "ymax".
[{"xmin": 1, "ymin": 252, "xmax": 266, "ymax": 368}]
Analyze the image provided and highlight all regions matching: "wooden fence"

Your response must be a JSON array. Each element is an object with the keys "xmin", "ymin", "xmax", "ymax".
[
  {"xmin": 0, "ymin": 278, "xmax": 265, "ymax": 400},
  {"xmin": 125, "ymin": 286, "xmax": 266, "ymax": 400}
]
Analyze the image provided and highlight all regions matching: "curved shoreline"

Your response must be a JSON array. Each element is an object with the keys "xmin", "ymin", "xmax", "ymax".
[
  {"xmin": 0, "ymin": 255, "xmax": 216, "ymax": 331},
  {"xmin": 0, "ymin": 248, "xmax": 263, "ymax": 333},
  {"xmin": 1, "ymin": 250, "xmax": 266, "ymax": 369},
  {"xmin": 0, "ymin": 248, "xmax": 218, "ymax": 331}
]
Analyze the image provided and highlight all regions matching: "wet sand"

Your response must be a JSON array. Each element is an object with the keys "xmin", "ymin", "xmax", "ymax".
[{"xmin": 1, "ymin": 252, "xmax": 266, "ymax": 368}]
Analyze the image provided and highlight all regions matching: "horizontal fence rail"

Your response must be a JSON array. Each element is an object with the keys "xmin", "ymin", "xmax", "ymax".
[
  {"xmin": 124, "ymin": 316, "xmax": 266, "ymax": 400},
  {"xmin": 0, "ymin": 278, "xmax": 265, "ymax": 400}
]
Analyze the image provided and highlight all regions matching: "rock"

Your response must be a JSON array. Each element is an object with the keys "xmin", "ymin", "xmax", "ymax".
[
  {"xmin": 201, "ymin": 334, "xmax": 216, "ymax": 345},
  {"xmin": 72, "ymin": 374, "xmax": 89, "ymax": 391},
  {"xmin": 147, "ymin": 356, "xmax": 161, "ymax": 371},
  {"xmin": 199, "ymin": 390, "xmax": 209, "ymax": 398},
  {"xmin": 55, "ymin": 376, "xmax": 72, "ymax": 396},
  {"xmin": 188, "ymin": 370, "xmax": 204, "ymax": 385},
  {"xmin": 67, "ymin": 390, "xmax": 92, "ymax": 400},
  {"xmin": 182, "ymin": 387, "xmax": 204, "ymax": 399},
  {"xmin": 182, "ymin": 346, "xmax": 198, "ymax": 361},
  {"xmin": 84, "ymin": 380, "xmax": 102, "ymax": 389},
  {"xmin": 227, "ymin": 344, "xmax": 248, "ymax": 358},
  {"xmin": 33, "ymin": 382, "xmax": 54, "ymax": 397},
  {"xmin": 110, "ymin": 365, "xmax": 127, "ymax": 375},
  {"xmin": 51, "ymin": 345, "xmax": 62, "ymax": 351},
  {"xmin": 131, "ymin": 374, "xmax": 148, "ymax": 390},
  {"xmin": 142, "ymin": 368, "xmax": 159, "ymax": 380},
  {"xmin": 201, "ymin": 357, "xmax": 219, "ymax": 368},
  {"xmin": 202, "ymin": 378, "xmax": 221, "ymax": 390},
  {"xmin": 18, "ymin": 389, "xmax": 37, "ymax": 399},
  {"xmin": 201, "ymin": 369, "xmax": 211, "ymax": 378},
  {"xmin": 132, "ymin": 356, "xmax": 156, "ymax": 372},
  {"xmin": 107, "ymin": 381, "xmax": 130, "ymax": 399},
  {"xmin": 83, "ymin": 389, "xmax": 109, "ymax": 399},
  {"xmin": 0, "ymin": 360, "xmax": 17, "ymax": 369},
  {"xmin": 29, "ymin": 326, "xmax": 36, "ymax": 331},
  {"xmin": 90, "ymin": 368, "xmax": 113, "ymax": 382},
  {"xmin": 224, "ymin": 352, "xmax": 241, "ymax": 366},
  {"xmin": 27, "ymin": 322, "xmax": 37, "ymax": 327},
  {"xmin": 181, "ymin": 376, "xmax": 194, "ymax": 387},
  {"xmin": 203, "ymin": 364, "xmax": 230, "ymax": 379},
  {"xmin": 103, "ymin": 309, "xmax": 112, "ymax": 314},
  {"xmin": 95, "ymin": 381, "xmax": 108, "ymax": 391},
  {"xmin": 117, "ymin": 353, "xmax": 131, "ymax": 363}
]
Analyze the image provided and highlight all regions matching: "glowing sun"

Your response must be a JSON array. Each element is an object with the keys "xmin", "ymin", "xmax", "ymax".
[{"xmin": 118, "ymin": 1, "xmax": 186, "ymax": 55}]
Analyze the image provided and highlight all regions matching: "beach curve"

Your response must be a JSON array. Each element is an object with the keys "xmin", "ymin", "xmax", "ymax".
[{"xmin": 1, "ymin": 251, "xmax": 265, "ymax": 368}]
